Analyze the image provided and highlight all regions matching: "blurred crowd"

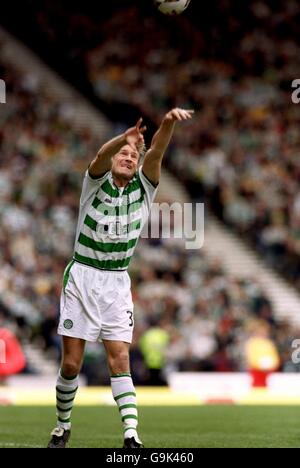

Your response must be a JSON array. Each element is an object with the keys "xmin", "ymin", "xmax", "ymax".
[
  {"xmin": 0, "ymin": 0, "xmax": 300, "ymax": 382},
  {"xmin": 0, "ymin": 51, "xmax": 98, "ymax": 358},
  {"xmin": 129, "ymin": 238, "xmax": 297, "ymax": 384}
]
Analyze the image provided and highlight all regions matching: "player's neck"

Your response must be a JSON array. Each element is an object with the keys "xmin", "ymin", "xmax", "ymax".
[{"xmin": 112, "ymin": 175, "xmax": 130, "ymax": 188}]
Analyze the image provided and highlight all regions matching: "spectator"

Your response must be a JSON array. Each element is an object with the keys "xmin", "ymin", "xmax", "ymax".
[{"xmin": 244, "ymin": 320, "xmax": 280, "ymax": 387}]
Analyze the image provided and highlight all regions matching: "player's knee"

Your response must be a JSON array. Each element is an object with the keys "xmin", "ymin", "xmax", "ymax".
[
  {"xmin": 108, "ymin": 351, "xmax": 129, "ymax": 374},
  {"xmin": 62, "ymin": 359, "xmax": 81, "ymax": 377}
]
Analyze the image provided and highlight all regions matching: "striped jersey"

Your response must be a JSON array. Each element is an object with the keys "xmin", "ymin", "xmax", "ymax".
[{"xmin": 72, "ymin": 166, "xmax": 158, "ymax": 271}]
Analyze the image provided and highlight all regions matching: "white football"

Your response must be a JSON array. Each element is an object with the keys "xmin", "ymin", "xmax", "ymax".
[{"xmin": 154, "ymin": 0, "xmax": 191, "ymax": 16}]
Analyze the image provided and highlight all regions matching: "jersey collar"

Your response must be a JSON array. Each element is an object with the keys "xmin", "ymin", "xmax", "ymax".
[{"xmin": 109, "ymin": 172, "xmax": 138, "ymax": 194}]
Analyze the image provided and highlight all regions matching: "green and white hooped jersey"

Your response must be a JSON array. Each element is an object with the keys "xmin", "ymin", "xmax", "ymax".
[{"xmin": 72, "ymin": 166, "xmax": 158, "ymax": 271}]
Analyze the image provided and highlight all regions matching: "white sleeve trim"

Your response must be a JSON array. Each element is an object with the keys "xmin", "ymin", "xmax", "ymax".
[
  {"xmin": 139, "ymin": 167, "xmax": 159, "ymax": 190},
  {"xmin": 86, "ymin": 169, "xmax": 109, "ymax": 183},
  {"xmin": 138, "ymin": 166, "xmax": 159, "ymax": 209},
  {"xmin": 79, "ymin": 170, "xmax": 109, "ymax": 207}
]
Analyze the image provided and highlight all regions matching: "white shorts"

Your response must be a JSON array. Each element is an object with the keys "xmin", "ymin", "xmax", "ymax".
[{"xmin": 58, "ymin": 261, "xmax": 134, "ymax": 343}]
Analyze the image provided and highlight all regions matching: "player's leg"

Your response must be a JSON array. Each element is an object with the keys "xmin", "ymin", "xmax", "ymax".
[
  {"xmin": 103, "ymin": 339, "xmax": 143, "ymax": 448},
  {"xmin": 48, "ymin": 337, "xmax": 85, "ymax": 448},
  {"xmin": 56, "ymin": 336, "xmax": 85, "ymax": 426},
  {"xmin": 48, "ymin": 261, "xmax": 102, "ymax": 447}
]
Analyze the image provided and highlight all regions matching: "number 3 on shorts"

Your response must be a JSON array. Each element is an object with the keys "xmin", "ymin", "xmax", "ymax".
[{"xmin": 127, "ymin": 311, "xmax": 134, "ymax": 327}]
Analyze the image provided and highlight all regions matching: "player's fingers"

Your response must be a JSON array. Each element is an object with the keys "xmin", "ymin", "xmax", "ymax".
[
  {"xmin": 181, "ymin": 109, "xmax": 194, "ymax": 118},
  {"xmin": 178, "ymin": 109, "xmax": 191, "ymax": 120},
  {"xmin": 172, "ymin": 109, "xmax": 182, "ymax": 121},
  {"xmin": 186, "ymin": 110, "xmax": 195, "ymax": 118},
  {"xmin": 140, "ymin": 126, "xmax": 147, "ymax": 133},
  {"xmin": 136, "ymin": 118, "xmax": 143, "ymax": 130},
  {"xmin": 179, "ymin": 110, "xmax": 190, "ymax": 120}
]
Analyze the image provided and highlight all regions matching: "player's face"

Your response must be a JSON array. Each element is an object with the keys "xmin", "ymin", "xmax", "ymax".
[{"xmin": 111, "ymin": 145, "xmax": 139, "ymax": 180}]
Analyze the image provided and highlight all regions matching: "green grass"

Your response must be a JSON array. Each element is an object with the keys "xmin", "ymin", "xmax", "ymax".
[{"xmin": 0, "ymin": 406, "xmax": 299, "ymax": 448}]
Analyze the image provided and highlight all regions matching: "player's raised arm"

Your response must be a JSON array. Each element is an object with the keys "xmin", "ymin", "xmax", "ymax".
[
  {"xmin": 142, "ymin": 108, "xmax": 194, "ymax": 186},
  {"xmin": 89, "ymin": 119, "xmax": 147, "ymax": 178}
]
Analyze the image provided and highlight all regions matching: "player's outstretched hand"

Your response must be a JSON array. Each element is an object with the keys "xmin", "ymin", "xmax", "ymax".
[
  {"xmin": 165, "ymin": 108, "xmax": 194, "ymax": 122},
  {"xmin": 125, "ymin": 118, "xmax": 147, "ymax": 151}
]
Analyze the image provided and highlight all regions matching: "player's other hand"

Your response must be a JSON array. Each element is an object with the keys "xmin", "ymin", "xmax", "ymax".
[
  {"xmin": 125, "ymin": 118, "xmax": 147, "ymax": 151},
  {"xmin": 165, "ymin": 108, "xmax": 195, "ymax": 122}
]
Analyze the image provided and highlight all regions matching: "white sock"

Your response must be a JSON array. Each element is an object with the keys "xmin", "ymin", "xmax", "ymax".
[
  {"xmin": 55, "ymin": 369, "xmax": 79, "ymax": 430},
  {"xmin": 110, "ymin": 373, "xmax": 141, "ymax": 442}
]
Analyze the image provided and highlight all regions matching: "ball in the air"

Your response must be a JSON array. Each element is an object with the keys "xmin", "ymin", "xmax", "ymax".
[{"xmin": 154, "ymin": 0, "xmax": 191, "ymax": 16}]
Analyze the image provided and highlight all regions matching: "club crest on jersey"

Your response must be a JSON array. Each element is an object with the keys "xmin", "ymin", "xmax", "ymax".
[{"xmin": 63, "ymin": 319, "xmax": 73, "ymax": 330}]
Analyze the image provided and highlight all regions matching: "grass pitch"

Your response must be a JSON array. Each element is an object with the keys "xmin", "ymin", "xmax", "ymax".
[{"xmin": 0, "ymin": 406, "xmax": 299, "ymax": 448}]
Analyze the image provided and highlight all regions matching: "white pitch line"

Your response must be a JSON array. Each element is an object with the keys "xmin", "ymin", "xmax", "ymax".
[{"xmin": 0, "ymin": 442, "xmax": 44, "ymax": 448}]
